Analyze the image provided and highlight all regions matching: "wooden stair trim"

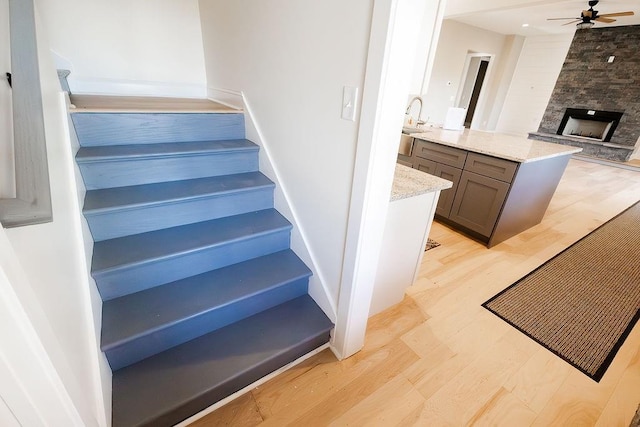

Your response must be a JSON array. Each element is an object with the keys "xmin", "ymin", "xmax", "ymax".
[{"xmin": 69, "ymin": 95, "xmax": 242, "ymax": 113}]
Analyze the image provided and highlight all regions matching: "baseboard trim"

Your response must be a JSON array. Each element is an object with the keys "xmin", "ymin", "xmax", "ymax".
[
  {"xmin": 207, "ymin": 87, "xmax": 244, "ymax": 110},
  {"xmin": 240, "ymin": 94, "xmax": 338, "ymax": 324},
  {"xmin": 68, "ymin": 77, "xmax": 207, "ymax": 99},
  {"xmin": 572, "ymin": 154, "xmax": 640, "ymax": 171}
]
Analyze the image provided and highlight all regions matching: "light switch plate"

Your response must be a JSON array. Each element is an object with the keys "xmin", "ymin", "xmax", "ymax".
[{"xmin": 341, "ymin": 86, "xmax": 358, "ymax": 121}]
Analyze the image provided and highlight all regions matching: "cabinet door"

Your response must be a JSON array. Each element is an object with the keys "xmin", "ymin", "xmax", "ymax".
[
  {"xmin": 434, "ymin": 164, "xmax": 462, "ymax": 218},
  {"xmin": 414, "ymin": 157, "xmax": 437, "ymax": 175},
  {"xmin": 449, "ymin": 171, "xmax": 510, "ymax": 237}
]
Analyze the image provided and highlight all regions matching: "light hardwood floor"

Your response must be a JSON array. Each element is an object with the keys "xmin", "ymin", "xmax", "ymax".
[
  {"xmin": 68, "ymin": 95, "xmax": 237, "ymax": 113},
  {"xmin": 192, "ymin": 158, "xmax": 640, "ymax": 426}
]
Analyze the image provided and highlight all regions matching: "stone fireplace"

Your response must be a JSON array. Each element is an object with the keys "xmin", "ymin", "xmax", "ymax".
[
  {"xmin": 529, "ymin": 25, "xmax": 640, "ymax": 162},
  {"xmin": 557, "ymin": 108, "xmax": 623, "ymax": 141}
]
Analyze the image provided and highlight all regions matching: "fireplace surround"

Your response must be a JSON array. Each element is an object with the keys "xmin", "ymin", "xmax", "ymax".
[
  {"xmin": 557, "ymin": 108, "xmax": 623, "ymax": 142},
  {"xmin": 529, "ymin": 25, "xmax": 640, "ymax": 162}
]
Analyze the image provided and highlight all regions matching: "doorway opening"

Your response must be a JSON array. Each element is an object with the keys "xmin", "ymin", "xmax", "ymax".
[{"xmin": 457, "ymin": 53, "xmax": 492, "ymax": 129}]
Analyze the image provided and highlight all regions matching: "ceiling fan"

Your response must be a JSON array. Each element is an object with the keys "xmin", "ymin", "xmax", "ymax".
[{"xmin": 547, "ymin": 0, "xmax": 634, "ymax": 29}]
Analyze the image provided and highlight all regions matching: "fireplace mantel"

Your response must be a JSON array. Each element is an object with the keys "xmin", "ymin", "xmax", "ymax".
[{"xmin": 529, "ymin": 132, "xmax": 634, "ymax": 162}]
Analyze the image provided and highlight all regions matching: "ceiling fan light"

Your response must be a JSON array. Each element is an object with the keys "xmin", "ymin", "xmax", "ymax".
[{"xmin": 576, "ymin": 21, "xmax": 595, "ymax": 29}]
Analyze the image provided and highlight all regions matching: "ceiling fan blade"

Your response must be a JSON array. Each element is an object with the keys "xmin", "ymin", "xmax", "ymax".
[
  {"xmin": 547, "ymin": 17, "xmax": 580, "ymax": 20},
  {"xmin": 595, "ymin": 16, "xmax": 616, "ymax": 23},
  {"xmin": 562, "ymin": 19, "xmax": 582, "ymax": 26},
  {"xmin": 598, "ymin": 11, "xmax": 634, "ymax": 17}
]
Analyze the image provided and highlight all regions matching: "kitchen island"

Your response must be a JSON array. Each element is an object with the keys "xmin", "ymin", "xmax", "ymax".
[
  {"xmin": 408, "ymin": 129, "xmax": 582, "ymax": 247},
  {"xmin": 369, "ymin": 164, "xmax": 451, "ymax": 316}
]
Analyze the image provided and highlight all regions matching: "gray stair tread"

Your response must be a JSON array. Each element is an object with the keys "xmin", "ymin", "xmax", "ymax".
[
  {"xmin": 101, "ymin": 250, "xmax": 311, "ymax": 350},
  {"xmin": 92, "ymin": 209, "xmax": 290, "ymax": 273},
  {"xmin": 112, "ymin": 295, "xmax": 333, "ymax": 427},
  {"xmin": 84, "ymin": 172, "xmax": 273, "ymax": 214},
  {"xmin": 76, "ymin": 139, "xmax": 257, "ymax": 162}
]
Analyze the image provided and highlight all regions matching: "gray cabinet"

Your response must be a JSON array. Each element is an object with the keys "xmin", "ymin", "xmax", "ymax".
[
  {"xmin": 410, "ymin": 136, "xmax": 573, "ymax": 247},
  {"xmin": 414, "ymin": 140, "xmax": 466, "ymax": 219},
  {"xmin": 413, "ymin": 140, "xmax": 466, "ymax": 168},
  {"xmin": 449, "ymin": 171, "xmax": 510, "ymax": 237},
  {"xmin": 414, "ymin": 157, "xmax": 436, "ymax": 174},
  {"xmin": 464, "ymin": 152, "xmax": 517, "ymax": 182},
  {"xmin": 433, "ymin": 164, "xmax": 462, "ymax": 218},
  {"xmin": 412, "ymin": 138, "xmax": 520, "ymax": 245}
]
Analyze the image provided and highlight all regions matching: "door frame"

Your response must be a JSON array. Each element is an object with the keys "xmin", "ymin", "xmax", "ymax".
[
  {"xmin": 456, "ymin": 52, "xmax": 494, "ymax": 130},
  {"xmin": 332, "ymin": 0, "xmax": 445, "ymax": 358}
]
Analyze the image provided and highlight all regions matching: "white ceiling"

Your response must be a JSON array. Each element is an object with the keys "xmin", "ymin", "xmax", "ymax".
[{"xmin": 446, "ymin": 0, "xmax": 640, "ymax": 37}]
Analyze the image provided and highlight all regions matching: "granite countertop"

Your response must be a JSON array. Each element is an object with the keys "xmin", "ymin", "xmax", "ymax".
[
  {"xmin": 391, "ymin": 164, "xmax": 452, "ymax": 201},
  {"xmin": 410, "ymin": 128, "xmax": 582, "ymax": 163}
]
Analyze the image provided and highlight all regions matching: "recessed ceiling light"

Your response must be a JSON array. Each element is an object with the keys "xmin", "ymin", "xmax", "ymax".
[{"xmin": 522, "ymin": 23, "xmax": 530, "ymax": 27}]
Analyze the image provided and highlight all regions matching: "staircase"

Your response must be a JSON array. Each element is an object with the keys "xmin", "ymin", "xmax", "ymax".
[{"xmin": 71, "ymin": 108, "xmax": 333, "ymax": 426}]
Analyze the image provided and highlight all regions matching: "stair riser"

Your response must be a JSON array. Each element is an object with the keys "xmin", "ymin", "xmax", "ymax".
[
  {"xmin": 95, "ymin": 230, "xmax": 292, "ymax": 300},
  {"xmin": 86, "ymin": 187, "xmax": 274, "ymax": 241},
  {"xmin": 104, "ymin": 277, "xmax": 309, "ymax": 370},
  {"xmin": 142, "ymin": 331, "xmax": 331, "ymax": 427},
  {"xmin": 72, "ymin": 113, "xmax": 245, "ymax": 146},
  {"xmin": 78, "ymin": 152, "xmax": 259, "ymax": 190}
]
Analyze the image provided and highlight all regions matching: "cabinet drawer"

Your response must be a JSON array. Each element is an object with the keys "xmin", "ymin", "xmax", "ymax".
[
  {"xmin": 414, "ymin": 158, "xmax": 437, "ymax": 175},
  {"xmin": 464, "ymin": 152, "xmax": 517, "ymax": 183},
  {"xmin": 413, "ymin": 140, "xmax": 467, "ymax": 168}
]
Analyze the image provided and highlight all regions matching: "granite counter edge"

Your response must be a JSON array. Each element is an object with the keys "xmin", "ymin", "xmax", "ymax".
[
  {"xmin": 391, "ymin": 164, "xmax": 452, "ymax": 202},
  {"xmin": 410, "ymin": 132, "xmax": 582, "ymax": 163}
]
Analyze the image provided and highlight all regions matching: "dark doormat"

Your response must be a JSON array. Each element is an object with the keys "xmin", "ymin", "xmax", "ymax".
[
  {"xmin": 631, "ymin": 405, "xmax": 640, "ymax": 427},
  {"xmin": 483, "ymin": 201, "xmax": 640, "ymax": 382},
  {"xmin": 425, "ymin": 238, "xmax": 440, "ymax": 251}
]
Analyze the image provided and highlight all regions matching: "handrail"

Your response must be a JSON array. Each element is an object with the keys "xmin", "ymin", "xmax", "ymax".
[{"xmin": 0, "ymin": 0, "xmax": 52, "ymax": 227}]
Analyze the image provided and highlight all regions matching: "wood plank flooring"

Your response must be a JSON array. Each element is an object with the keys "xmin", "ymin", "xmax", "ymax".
[
  {"xmin": 191, "ymin": 158, "xmax": 640, "ymax": 426},
  {"xmin": 68, "ymin": 95, "xmax": 238, "ymax": 113}
]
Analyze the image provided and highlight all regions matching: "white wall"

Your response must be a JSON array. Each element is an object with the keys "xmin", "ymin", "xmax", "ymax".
[
  {"xmin": 0, "ymin": 394, "xmax": 19, "ymax": 427},
  {"xmin": 422, "ymin": 20, "xmax": 522, "ymax": 129},
  {"xmin": 35, "ymin": 0, "xmax": 207, "ymax": 97},
  {"xmin": 407, "ymin": 0, "xmax": 447, "ymax": 97},
  {"xmin": 199, "ymin": 0, "xmax": 373, "ymax": 311},
  {"xmin": 0, "ymin": 227, "xmax": 88, "ymax": 426},
  {"xmin": 495, "ymin": 33, "xmax": 573, "ymax": 136},
  {"xmin": 444, "ymin": 0, "xmax": 563, "ymax": 17},
  {"xmin": 484, "ymin": 34, "xmax": 525, "ymax": 130},
  {"xmin": 2, "ymin": 4, "xmax": 108, "ymax": 425},
  {"xmin": 0, "ymin": 0, "xmax": 14, "ymax": 198}
]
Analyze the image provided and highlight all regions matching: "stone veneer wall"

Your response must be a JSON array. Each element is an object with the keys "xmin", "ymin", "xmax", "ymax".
[{"xmin": 535, "ymin": 25, "xmax": 640, "ymax": 161}]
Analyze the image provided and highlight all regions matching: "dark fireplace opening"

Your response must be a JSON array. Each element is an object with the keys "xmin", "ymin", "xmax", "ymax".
[{"xmin": 557, "ymin": 108, "xmax": 624, "ymax": 142}]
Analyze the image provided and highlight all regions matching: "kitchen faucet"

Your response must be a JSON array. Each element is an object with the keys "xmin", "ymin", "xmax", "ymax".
[{"xmin": 405, "ymin": 96, "xmax": 424, "ymax": 125}]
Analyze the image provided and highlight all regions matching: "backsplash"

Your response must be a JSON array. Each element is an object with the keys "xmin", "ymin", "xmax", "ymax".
[{"xmin": 534, "ymin": 25, "xmax": 640, "ymax": 161}]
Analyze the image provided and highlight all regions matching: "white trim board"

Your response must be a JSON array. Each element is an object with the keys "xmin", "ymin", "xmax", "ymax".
[
  {"xmin": 208, "ymin": 87, "xmax": 244, "ymax": 110},
  {"xmin": 333, "ymin": 0, "xmax": 437, "ymax": 359},
  {"xmin": 241, "ymin": 93, "xmax": 338, "ymax": 323},
  {"xmin": 68, "ymin": 77, "xmax": 207, "ymax": 99}
]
